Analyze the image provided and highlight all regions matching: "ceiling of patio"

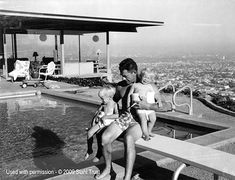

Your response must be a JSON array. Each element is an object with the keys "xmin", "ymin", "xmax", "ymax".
[{"xmin": 0, "ymin": 9, "xmax": 164, "ymax": 35}]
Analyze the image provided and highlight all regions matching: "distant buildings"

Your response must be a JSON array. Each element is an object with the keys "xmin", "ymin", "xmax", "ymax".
[{"xmin": 111, "ymin": 55, "xmax": 235, "ymax": 100}]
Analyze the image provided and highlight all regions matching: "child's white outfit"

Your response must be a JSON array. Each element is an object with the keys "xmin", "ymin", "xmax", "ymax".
[{"xmin": 135, "ymin": 86, "xmax": 156, "ymax": 120}]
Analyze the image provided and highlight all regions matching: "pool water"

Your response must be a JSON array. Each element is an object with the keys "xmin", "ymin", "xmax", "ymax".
[
  {"xmin": 0, "ymin": 95, "xmax": 123, "ymax": 179},
  {"xmin": 153, "ymin": 119, "xmax": 217, "ymax": 140}
]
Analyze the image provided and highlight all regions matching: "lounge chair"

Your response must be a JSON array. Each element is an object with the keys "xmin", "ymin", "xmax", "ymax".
[
  {"xmin": 38, "ymin": 61, "xmax": 56, "ymax": 80},
  {"xmin": 8, "ymin": 60, "xmax": 30, "ymax": 81}
]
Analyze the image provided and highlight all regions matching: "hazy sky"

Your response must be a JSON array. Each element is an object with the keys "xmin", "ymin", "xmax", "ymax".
[{"xmin": 1, "ymin": 0, "xmax": 235, "ymax": 56}]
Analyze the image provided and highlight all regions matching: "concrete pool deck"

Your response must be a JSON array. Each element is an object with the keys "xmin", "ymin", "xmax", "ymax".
[{"xmin": 1, "ymin": 78, "xmax": 235, "ymax": 180}]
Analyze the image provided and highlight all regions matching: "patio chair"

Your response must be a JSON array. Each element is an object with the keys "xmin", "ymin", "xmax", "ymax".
[
  {"xmin": 8, "ymin": 60, "xmax": 30, "ymax": 82},
  {"xmin": 38, "ymin": 61, "xmax": 56, "ymax": 80}
]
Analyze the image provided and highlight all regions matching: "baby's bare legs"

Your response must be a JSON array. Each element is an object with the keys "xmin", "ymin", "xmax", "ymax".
[
  {"xmin": 148, "ymin": 112, "xmax": 157, "ymax": 137},
  {"xmin": 137, "ymin": 111, "xmax": 150, "ymax": 141},
  {"xmin": 85, "ymin": 124, "xmax": 101, "ymax": 160},
  {"xmin": 88, "ymin": 124, "xmax": 100, "ymax": 139}
]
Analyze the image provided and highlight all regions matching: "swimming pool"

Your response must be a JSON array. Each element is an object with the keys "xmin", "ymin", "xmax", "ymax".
[
  {"xmin": 0, "ymin": 94, "xmax": 217, "ymax": 179},
  {"xmin": 0, "ymin": 95, "xmax": 123, "ymax": 179}
]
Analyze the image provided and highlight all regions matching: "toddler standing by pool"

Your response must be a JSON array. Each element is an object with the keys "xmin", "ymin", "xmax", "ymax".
[
  {"xmin": 127, "ymin": 68, "xmax": 162, "ymax": 141},
  {"xmin": 84, "ymin": 85, "xmax": 119, "ymax": 161}
]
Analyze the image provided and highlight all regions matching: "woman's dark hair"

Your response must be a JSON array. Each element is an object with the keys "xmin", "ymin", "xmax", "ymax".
[{"xmin": 119, "ymin": 58, "xmax": 138, "ymax": 73}]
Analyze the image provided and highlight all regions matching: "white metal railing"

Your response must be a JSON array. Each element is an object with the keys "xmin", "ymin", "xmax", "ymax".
[
  {"xmin": 159, "ymin": 82, "xmax": 176, "ymax": 112},
  {"xmin": 173, "ymin": 85, "xmax": 193, "ymax": 115}
]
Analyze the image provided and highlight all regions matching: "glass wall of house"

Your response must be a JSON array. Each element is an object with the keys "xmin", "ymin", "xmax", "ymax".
[
  {"xmin": 3, "ymin": 33, "xmax": 56, "ymax": 74},
  {"xmin": 5, "ymin": 32, "xmax": 107, "ymax": 64},
  {"xmin": 16, "ymin": 34, "xmax": 55, "ymax": 62},
  {"xmin": 3, "ymin": 32, "xmax": 107, "ymax": 75},
  {"xmin": 64, "ymin": 32, "xmax": 106, "ymax": 64}
]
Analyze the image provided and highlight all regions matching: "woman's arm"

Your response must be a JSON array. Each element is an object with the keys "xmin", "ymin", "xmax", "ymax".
[
  {"xmin": 113, "ymin": 103, "xmax": 119, "ymax": 115},
  {"xmin": 113, "ymin": 86, "xmax": 122, "ymax": 103},
  {"xmin": 137, "ymin": 100, "xmax": 170, "ymax": 112},
  {"xmin": 127, "ymin": 84, "xmax": 135, "ymax": 111},
  {"xmin": 95, "ymin": 105, "xmax": 104, "ymax": 116},
  {"xmin": 136, "ymin": 85, "xmax": 171, "ymax": 112},
  {"xmin": 91, "ymin": 105, "xmax": 103, "ymax": 126}
]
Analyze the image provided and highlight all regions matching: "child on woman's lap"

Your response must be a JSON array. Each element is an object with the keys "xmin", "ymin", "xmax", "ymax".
[
  {"xmin": 85, "ymin": 85, "xmax": 119, "ymax": 161},
  {"xmin": 128, "ymin": 68, "xmax": 162, "ymax": 141}
]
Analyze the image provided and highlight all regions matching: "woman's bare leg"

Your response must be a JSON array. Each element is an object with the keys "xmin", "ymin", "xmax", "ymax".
[
  {"xmin": 93, "ymin": 129, "xmax": 104, "ymax": 162},
  {"xmin": 95, "ymin": 123, "xmax": 123, "ymax": 179},
  {"xmin": 85, "ymin": 136, "xmax": 93, "ymax": 160},
  {"xmin": 123, "ymin": 123, "xmax": 142, "ymax": 180}
]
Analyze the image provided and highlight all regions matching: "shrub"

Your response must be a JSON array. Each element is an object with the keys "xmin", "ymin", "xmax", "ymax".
[
  {"xmin": 211, "ymin": 94, "xmax": 235, "ymax": 112},
  {"xmin": 48, "ymin": 76, "xmax": 104, "ymax": 87}
]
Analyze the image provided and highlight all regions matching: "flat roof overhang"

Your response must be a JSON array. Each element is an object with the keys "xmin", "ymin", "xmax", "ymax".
[{"xmin": 0, "ymin": 9, "xmax": 164, "ymax": 34}]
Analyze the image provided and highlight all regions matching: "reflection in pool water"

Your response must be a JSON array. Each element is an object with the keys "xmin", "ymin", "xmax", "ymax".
[{"xmin": 0, "ymin": 95, "xmax": 120, "ymax": 179}]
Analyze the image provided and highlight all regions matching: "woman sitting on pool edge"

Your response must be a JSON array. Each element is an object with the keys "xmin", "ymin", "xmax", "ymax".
[{"xmin": 95, "ymin": 58, "xmax": 172, "ymax": 180}]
